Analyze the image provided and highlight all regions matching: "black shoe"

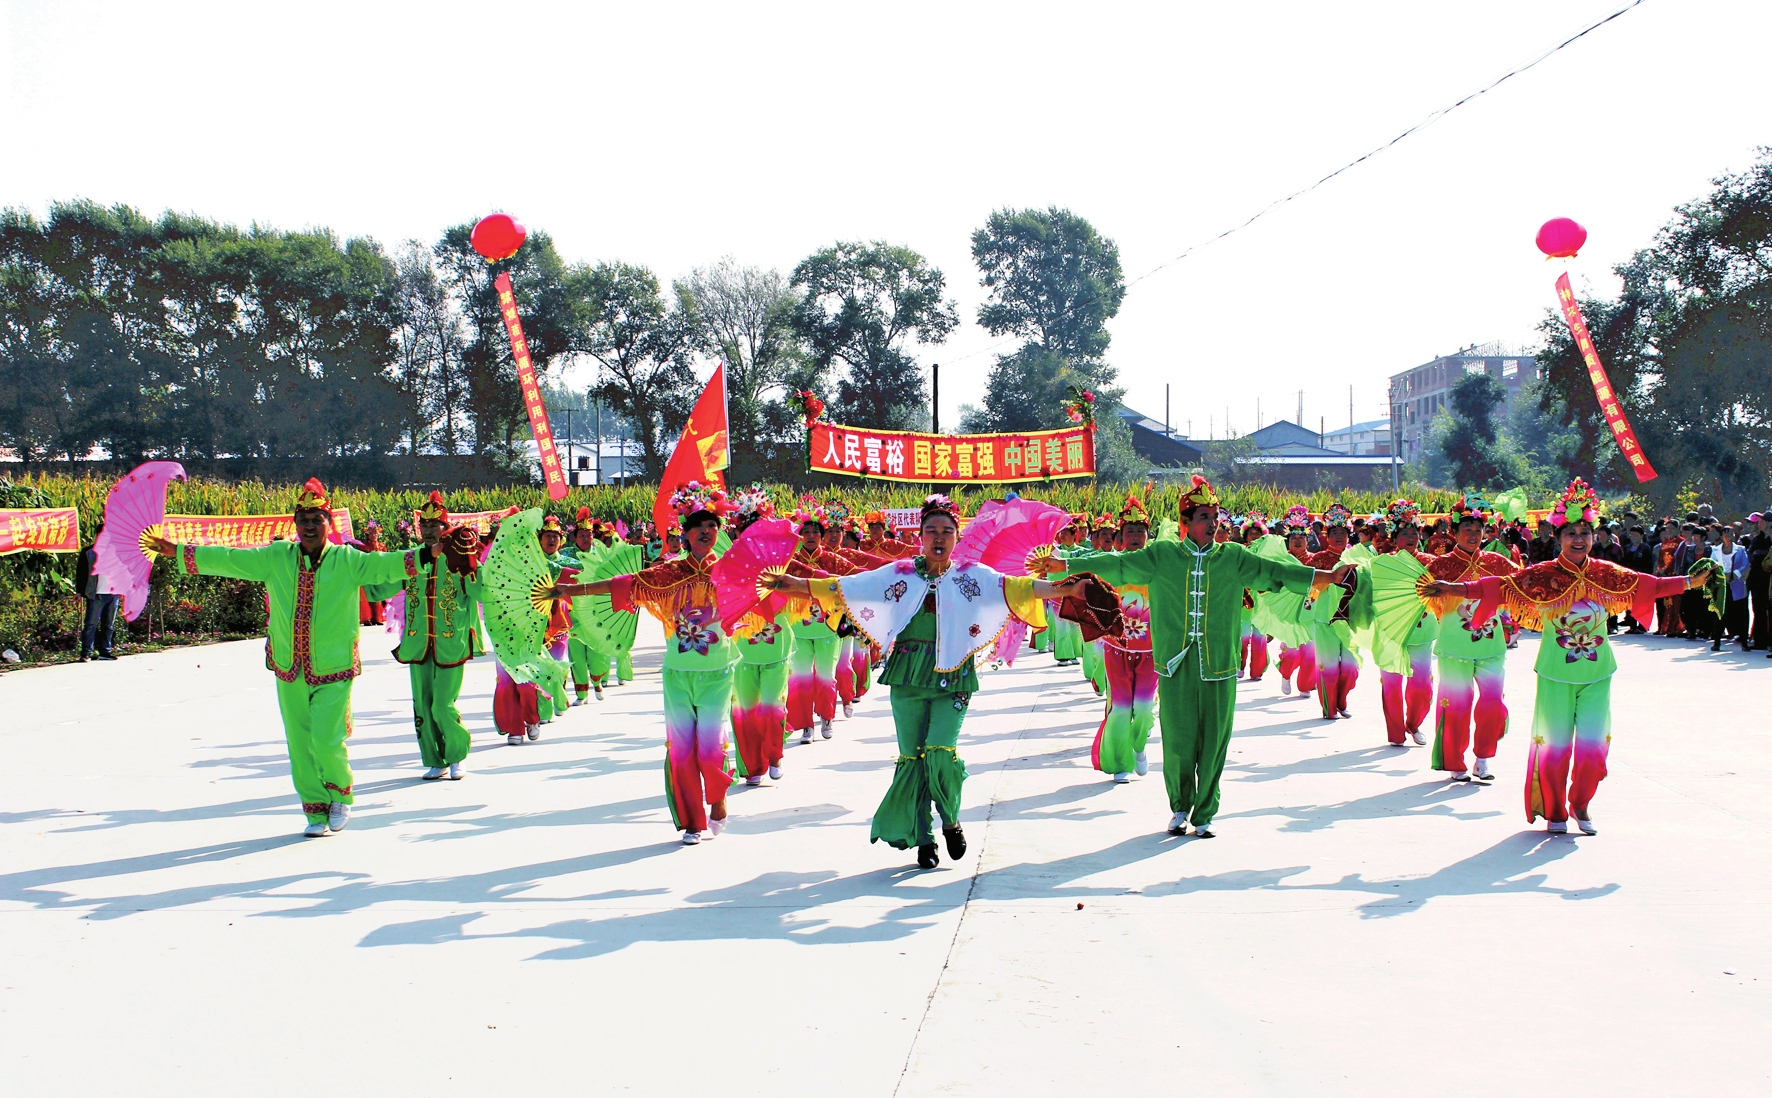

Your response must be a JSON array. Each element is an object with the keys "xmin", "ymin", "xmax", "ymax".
[
  {"xmin": 916, "ymin": 843, "xmax": 940, "ymax": 869},
  {"xmin": 96, "ymin": 652, "xmax": 118, "ymax": 661},
  {"xmin": 1712, "ymin": 639, "xmax": 1722, "ymax": 652},
  {"xmin": 78, "ymin": 653, "xmax": 90, "ymax": 663},
  {"xmin": 943, "ymin": 826, "xmax": 967, "ymax": 860}
]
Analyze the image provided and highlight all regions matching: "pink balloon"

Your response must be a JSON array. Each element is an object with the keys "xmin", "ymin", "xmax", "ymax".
[
  {"xmin": 1536, "ymin": 217, "xmax": 1587, "ymax": 259},
  {"xmin": 471, "ymin": 213, "xmax": 527, "ymax": 262}
]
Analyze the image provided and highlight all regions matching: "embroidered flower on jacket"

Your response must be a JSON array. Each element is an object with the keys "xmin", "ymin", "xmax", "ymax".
[
  {"xmin": 675, "ymin": 605, "xmax": 719, "ymax": 656},
  {"xmin": 953, "ymin": 570, "xmax": 982, "ymax": 601},
  {"xmin": 1456, "ymin": 600, "xmax": 1497, "ymax": 641},
  {"xmin": 884, "ymin": 580, "xmax": 909, "ymax": 603}
]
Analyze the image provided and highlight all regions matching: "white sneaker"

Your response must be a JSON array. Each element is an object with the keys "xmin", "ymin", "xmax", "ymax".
[
  {"xmin": 1409, "ymin": 729, "xmax": 1427, "ymax": 746},
  {"xmin": 708, "ymin": 817, "xmax": 726, "ymax": 837},
  {"xmin": 327, "ymin": 803, "xmax": 350, "ymax": 832},
  {"xmin": 800, "ymin": 728, "xmax": 814, "ymax": 745},
  {"xmin": 1547, "ymin": 820, "xmax": 1568, "ymax": 834},
  {"xmin": 820, "ymin": 718, "xmax": 834, "ymax": 740},
  {"xmin": 526, "ymin": 723, "xmax": 540, "ymax": 741},
  {"xmin": 1193, "ymin": 822, "xmax": 1216, "ymax": 838},
  {"xmin": 422, "ymin": 766, "xmax": 447, "ymax": 781},
  {"xmin": 1113, "ymin": 772, "xmax": 1132, "ymax": 784},
  {"xmin": 1299, "ymin": 689, "xmax": 1312, "ymax": 699},
  {"xmin": 593, "ymin": 683, "xmax": 605, "ymax": 700},
  {"xmin": 682, "ymin": 830, "xmax": 702, "ymax": 845},
  {"xmin": 1280, "ymin": 678, "xmax": 1292, "ymax": 695},
  {"xmin": 1337, "ymin": 708, "xmax": 1351, "ymax": 719},
  {"xmin": 448, "ymin": 763, "xmax": 465, "ymax": 780},
  {"xmin": 507, "ymin": 733, "xmax": 524, "ymax": 746},
  {"xmin": 572, "ymin": 693, "xmax": 587, "ymax": 707},
  {"xmin": 1575, "ymin": 815, "xmax": 1597, "ymax": 835},
  {"xmin": 745, "ymin": 775, "xmax": 763, "ymax": 786},
  {"xmin": 303, "ymin": 821, "xmax": 329, "ymax": 837},
  {"xmin": 1473, "ymin": 758, "xmax": 1493, "ymax": 781},
  {"xmin": 843, "ymin": 701, "xmax": 854, "ymax": 718},
  {"xmin": 1168, "ymin": 811, "xmax": 1189, "ymax": 835},
  {"xmin": 768, "ymin": 764, "xmax": 782, "ymax": 780},
  {"xmin": 1134, "ymin": 752, "xmax": 1149, "ymax": 776},
  {"xmin": 1449, "ymin": 771, "xmax": 1471, "ymax": 783}
]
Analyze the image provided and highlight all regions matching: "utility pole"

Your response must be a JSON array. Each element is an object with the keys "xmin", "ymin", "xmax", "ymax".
[
  {"xmin": 931, "ymin": 362, "xmax": 940, "ymax": 433},
  {"xmin": 1296, "ymin": 390, "xmax": 1302, "ymax": 427},
  {"xmin": 1165, "ymin": 383, "xmax": 1170, "ymax": 437},
  {"xmin": 1348, "ymin": 385, "xmax": 1354, "ymax": 454},
  {"xmin": 1390, "ymin": 388, "xmax": 1401, "ymax": 491},
  {"xmin": 564, "ymin": 406, "xmax": 572, "ymax": 486},
  {"xmin": 1256, "ymin": 397, "xmax": 1262, "ymax": 430},
  {"xmin": 593, "ymin": 364, "xmax": 602, "ymax": 486}
]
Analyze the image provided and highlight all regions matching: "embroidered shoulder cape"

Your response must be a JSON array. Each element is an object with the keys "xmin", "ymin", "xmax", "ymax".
[{"xmin": 808, "ymin": 558, "xmax": 1045, "ymax": 673}]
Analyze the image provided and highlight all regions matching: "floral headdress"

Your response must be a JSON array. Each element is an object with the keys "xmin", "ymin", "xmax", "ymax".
[
  {"xmin": 919, "ymin": 493, "xmax": 960, "ymax": 526},
  {"xmin": 731, "ymin": 484, "xmax": 774, "ymax": 525},
  {"xmin": 1243, "ymin": 510, "xmax": 1270, "ymax": 535},
  {"xmin": 1449, "ymin": 493, "xmax": 1493, "ymax": 525},
  {"xmin": 1322, "ymin": 503, "xmax": 1353, "ymax": 529},
  {"xmin": 1063, "ymin": 383, "xmax": 1097, "ymax": 425},
  {"xmin": 294, "ymin": 477, "xmax": 332, "ymax": 514},
  {"xmin": 668, "ymin": 481, "xmax": 731, "ymax": 521},
  {"xmin": 1281, "ymin": 504, "xmax": 1311, "ymax": 532},
  {"xmin": 539, "ymin": 514, "xmax": 566, "ymax": 536},
  {"xmin": 1117, "ymin": 494, "xmax": 1151, "ymax": 526},
  {"xmin": 863, "ymin": 509, "xmax": 888, "ymax": 527},
  {"xmin": 416, "ymin": 490, "xmax": 449, "ymax": 523},
  {"xmin": 1094, "ymin": 511, "xmax": 1118, "ymax": 531},
  {"xmin": 1549, "ymin": 477, "xmax": 1601, "ymax": 528},
  {"xmin": 1178, "ymin": 474, "xmax": 1219, "ymax": 518},
  {"xmin": 792, "ymin": 494, "xmax": 831, "ymax": 528},
  {"xmin": 1384, "ymin": 498, "xmax": 1420, "ymax": 530}
]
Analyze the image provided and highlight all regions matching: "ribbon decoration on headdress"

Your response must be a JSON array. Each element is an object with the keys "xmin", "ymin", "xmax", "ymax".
[
  {"xmin": 1117, "ymin": 494, "xmax": 1151, "ymax": 526},
  {"xmin": 417, "ymin": 490, "xmax": 450, "ymax": 524},
  {"xmin": 1322, "ymin": 503, "xmax": 1353, "ymax": 529},
  {"xmin": 1178, "ymin": 474, "xmax": 1219, "ymax": 516},
  {"xmin": 1384, "ymin": 498, "xmax": 1420, "ymax": 529}
]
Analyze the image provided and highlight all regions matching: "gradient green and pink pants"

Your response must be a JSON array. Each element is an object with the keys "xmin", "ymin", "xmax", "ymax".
[
  {"xmin": 1092, "ymin": 648, "xmax": 1156, "ymax": 774},
  {"xmin": 662, "ymin": 666, "xmax": 734, "ymax": 833},
  {"xmin": 1526, "ymin": 678, "xmax": 1610, "ymax": 823},
  {"xmin": 1432, "ymin": 654, "xmax": 1507, "ymax": 772},
  {"xmin": 1380, "ymin": 643, "xmax": 1434, "ymax": 744}
]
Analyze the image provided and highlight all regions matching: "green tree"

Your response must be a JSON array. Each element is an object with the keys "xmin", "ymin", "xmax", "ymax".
[
  {"xmin": 1536, "ymin": 149, "xmax": 1772, "ymax": 511},
  {"xmin": 578, "ymin": 261, "xmax": 697, "ymax": 480},
  {"xmin": 972, "ymin": 206, "xmax": 1124, "ymax": 361},
  {"xmin": 788, "ymin": 242, "xmax": 957, "ymax": 429},
  {"xmin": 1431, "ymin": 371, "xmax": 1521, "ymax": 489},
  {"xmin": 679, "ymin": 257, "xmax": 804, "ymax": 480}
]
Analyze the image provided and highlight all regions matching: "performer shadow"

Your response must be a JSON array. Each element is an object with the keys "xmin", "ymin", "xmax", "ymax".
[
  {"xmin": 1213, "ymin": 778, "xmax": 1499, "ymax": 832},
  {"xmin": 1224, "ymin": 744, "xmax": 1419, "ymax": 783},
  {"xmin": 1267, "ymin": 831, "xmax": 1614, "ymax": 918}
]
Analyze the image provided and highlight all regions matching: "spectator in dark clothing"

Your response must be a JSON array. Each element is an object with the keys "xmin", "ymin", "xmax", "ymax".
[
  {"xmin": 1747, "ymin": 511, "xmax": 1771, "ymax": 654},
  {"xmin": 1619, "ymin": 525, "xmax": 1653, "ymax": 632},
  {"xmin": 74, "ymin": 522, "xmax": 120, "ymax": 661},
  {"xmin": 1675, "ymin": 525, "xmax": 1710, "ymax": 640},
  {"xmin": 1528, "ymin": 520, "xmax": 1558, "ymax": 563}
]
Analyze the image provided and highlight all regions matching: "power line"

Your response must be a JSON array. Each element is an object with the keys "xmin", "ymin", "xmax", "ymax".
[
  {"xmin": 1126, "ymin": 0, "xmax": 1650, "ymax": 291},
  {"xmin": 937, "ymin": 2, "xmax": 1650, "ymax": 378}
]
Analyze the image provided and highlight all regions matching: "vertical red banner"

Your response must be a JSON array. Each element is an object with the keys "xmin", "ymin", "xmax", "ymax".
[
  {"xmin": 493, "ymin": 272, "xmax": 569, "ymax": 500},
  {"xmin": 1554, "ymin": 273, "xmax": 1657, "ymax": 484}
]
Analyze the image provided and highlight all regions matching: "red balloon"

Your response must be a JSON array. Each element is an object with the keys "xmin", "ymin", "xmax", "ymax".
[
  {"xmin": 1535, "ymin": 217, "xmax": 1587, "ymax": 259},
  {"xmin": 470, "ymin": 213, "xmax": 527, "ymax": 262}
]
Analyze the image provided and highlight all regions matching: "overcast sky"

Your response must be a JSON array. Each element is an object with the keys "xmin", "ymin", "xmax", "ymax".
[{"xmin": 4, "ymin": 0, "xmax": 1767, "ymax": 438}]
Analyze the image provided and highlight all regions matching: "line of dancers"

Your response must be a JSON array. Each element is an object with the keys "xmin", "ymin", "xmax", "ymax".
[{"xmin": 146, "ymin": 474, "xmax": 1717, "ymax": 853}]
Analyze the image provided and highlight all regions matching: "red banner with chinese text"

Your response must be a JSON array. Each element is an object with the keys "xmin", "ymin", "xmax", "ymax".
[
  {"xmin": 808, "ymin": 422, "xmax": 1095, "ymax": 483},
  {"xmin": 0, "ymin": 508, "xmax": 80, "ymax": 555},
  {"xmin": 160, "ymin": 510, "xmax": 355, "ymax": 548},
  {"xmin": 1554, "ymin": 273, "xmax": 1657, "ymax": 483},
  {"xmin": 494, "ymin": 272, "xmax": 569, "ymax": 501}
]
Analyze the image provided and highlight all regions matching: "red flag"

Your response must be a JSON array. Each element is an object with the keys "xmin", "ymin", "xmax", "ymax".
[
  {"xmin": 1553, "ymin": 273, "xmax": 1657, "ymax": 483},
  {"xmin": 653, "ymin": 362, "xmax": 731, "ymax": 533}
]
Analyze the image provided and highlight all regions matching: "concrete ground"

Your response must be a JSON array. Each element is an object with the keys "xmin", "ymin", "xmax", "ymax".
[{"xmin": 2, "ymin": 622, "xmax": 1767, "ymax": 1096}]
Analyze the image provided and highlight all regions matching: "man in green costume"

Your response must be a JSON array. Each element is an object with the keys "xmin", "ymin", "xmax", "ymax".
[
  {"xmin": 149, "ymin": 479, "xmax": 432, "ymax": 837},
  {"xmin": 365, "ymin": 490, "xmax": 483, "ymax": 781},
  {"xmin": 1044, "ymin": 476, "xmax": 1347, "ymax": 837}
]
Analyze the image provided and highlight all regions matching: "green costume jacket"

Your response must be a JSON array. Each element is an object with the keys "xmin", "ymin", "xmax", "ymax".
[
  {"xmin": 178, "ymin": 540, "xmax": 420, "ymax": 684},
  {"xmin": 366, "ymin": 556, "xmax": 484, "ymax": 667},
  {"xmin": 1068, "ymin": 538, "xmax": 1316, "ymax": 681}
]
